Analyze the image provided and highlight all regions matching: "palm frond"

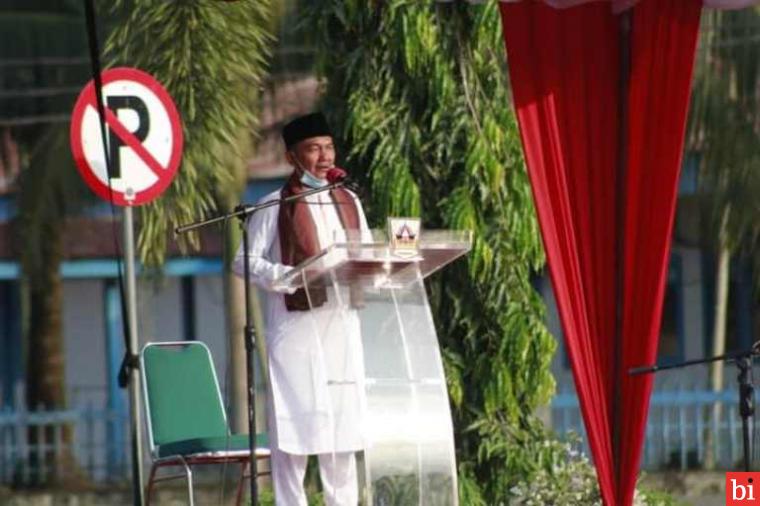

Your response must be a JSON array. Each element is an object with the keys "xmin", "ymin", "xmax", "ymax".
[{"xmin": 105, "ymin": 0, "xmax": 274, "ymax": 265}]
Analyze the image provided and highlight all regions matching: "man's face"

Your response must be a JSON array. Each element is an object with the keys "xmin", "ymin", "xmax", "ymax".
[{"xmin": 287, "ymin": 136, "xmax": 335, "ymax": 180}]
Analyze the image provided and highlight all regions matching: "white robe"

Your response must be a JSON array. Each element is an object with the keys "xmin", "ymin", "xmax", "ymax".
[{"xmin": 233, "ymin": 187, "xmax": 370, "ymax": 455}]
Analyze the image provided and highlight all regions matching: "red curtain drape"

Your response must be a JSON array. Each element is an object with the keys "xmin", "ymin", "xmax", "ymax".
[
  {"xmin": 619, "ymin": 0, "xmax": 702, "ymax": 501},
  {"xmin": 499, "ymin": 1, "xmax": 701, "ymax": 504}
]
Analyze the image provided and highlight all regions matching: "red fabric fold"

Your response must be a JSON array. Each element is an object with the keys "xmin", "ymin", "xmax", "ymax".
[
  {"xmin": 500, "ymin": 3, "xmax": 619, "ymax": 503},
  {"xmin": 499, "ymin": 0, "xmax": 701, "ymax": 504},
  {"xmin": 618, "ymin": 0, "xmax": 702, "ymax": 501}
]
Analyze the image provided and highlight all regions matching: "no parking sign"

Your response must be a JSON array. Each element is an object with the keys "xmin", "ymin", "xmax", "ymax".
[{"xmin": 70, "ymin": 67, "xmax": 183, "ymax": 206}]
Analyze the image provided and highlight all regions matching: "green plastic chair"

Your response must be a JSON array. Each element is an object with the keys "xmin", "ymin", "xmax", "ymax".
[{"xmin": 140, "ymin": 341, "xmax": 269, "ymax": 506}]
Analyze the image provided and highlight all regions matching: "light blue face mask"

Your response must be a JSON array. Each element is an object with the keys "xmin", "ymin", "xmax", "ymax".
[{"xmin": 300, "ymin": 170, "xmax": 328, "ymax": 189}]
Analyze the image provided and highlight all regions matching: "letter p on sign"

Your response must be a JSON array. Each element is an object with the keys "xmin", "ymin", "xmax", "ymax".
[{"xmin": 727, "ymin": 473, "xmax": 760, "ymax": 505}]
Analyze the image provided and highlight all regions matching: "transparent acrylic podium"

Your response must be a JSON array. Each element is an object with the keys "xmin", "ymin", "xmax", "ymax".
[{"xmin": 274, "ymin": 230, "xmax": 472, "ymax": 505}]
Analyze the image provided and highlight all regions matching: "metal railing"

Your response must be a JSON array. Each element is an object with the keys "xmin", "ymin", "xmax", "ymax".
[
  {"xmin": 0, "ymin": 384, "xmax": 129, "ymax": 486},
  {"xmin": 552, "ymin": 385, "xmax": 746, "ymax": 470},
  {"xmin": 1, "ymin": 380, "xmax": 752, "ymax": 485}
]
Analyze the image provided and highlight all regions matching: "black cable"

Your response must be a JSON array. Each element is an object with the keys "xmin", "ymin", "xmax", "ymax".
[{"xmin": 81, "ymin": 0, "xmax": 136, "ymax": 388}]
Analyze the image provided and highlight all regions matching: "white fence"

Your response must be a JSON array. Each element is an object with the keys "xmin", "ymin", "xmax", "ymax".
[
  {"xmin": 0, "ymin": 384, "xmax": 129, "ymax": 486},
  {"xmin": 1, "ymin": 382, "xmax": 754, "ymax": 486},
  {"xmin": 552, "ymin": 385, "xmax": 751, "ymax": 470}
]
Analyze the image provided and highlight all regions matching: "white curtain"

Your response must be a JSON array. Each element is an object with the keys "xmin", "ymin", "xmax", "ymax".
[{"xmin": 499, "ymin": 0, "xmax": 760, "ymax": 12}]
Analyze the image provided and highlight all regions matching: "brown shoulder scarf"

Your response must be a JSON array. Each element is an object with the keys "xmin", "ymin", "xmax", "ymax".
[{"xmin": 278, "ymin": 173, "xmax": 360, "ymax": 311}]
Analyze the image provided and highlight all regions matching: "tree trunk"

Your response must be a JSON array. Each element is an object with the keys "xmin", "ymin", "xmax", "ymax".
[
  {"xmin": 222, "ymin": 202, "xmax": 269, "ymax": 434},
  {"xmin": 23, "ymin": 221, "xmax": 82, "ymax": 485},
  {"xmin": 25, "ymin": 221, "xmax": 64, "ymax": 397},
  {"xmin": 224, "ymin": 228, "xmax": 249, "ymax": 433},
  {"xmin": 704, "ymin": 209, "xmax": 731, "ymax": 469}
]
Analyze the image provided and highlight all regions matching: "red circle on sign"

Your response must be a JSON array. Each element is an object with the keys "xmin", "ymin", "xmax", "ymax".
[{"xmin": 70, "ymin": 67, "xmax": 183, "ymax": 206}]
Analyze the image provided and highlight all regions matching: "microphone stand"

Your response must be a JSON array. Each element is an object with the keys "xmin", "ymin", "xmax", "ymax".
[
  {"xmin": 630, "ymin": 341, "xmax": 760, "ymax": 472},
  {"xmin": 175, "ymin": 180, "xmax": 346, "ymax": 505}
]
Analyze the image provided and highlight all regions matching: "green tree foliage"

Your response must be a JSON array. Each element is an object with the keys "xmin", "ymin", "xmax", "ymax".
[
  {"xmin": 680, "ymin": 8, "xmax": 760, "ymax": 470},
  {"xmin": 689, "ymin": 9, "xmax": 760, "ymax": 261},
  {"xmin": 1, "ymin": 3, "xmax": 92, "ymax": 419},
  {"xmin": 306, "ymin": 1, "xmax": 556, "ymax": 501},
  {"xmin": 105, "ymin": 0, "xmax": 273, "ymax": 265},
  {"xmin": 2, "ymin": 3, "xmax": 95, "ymax": 483},
  {"xmin": 15, "ymin": 125, "xmax": 96, "ymax": 484},
  {"xmin": 18, "ymin": 126, "xmax": 94, "ymax": 411}
]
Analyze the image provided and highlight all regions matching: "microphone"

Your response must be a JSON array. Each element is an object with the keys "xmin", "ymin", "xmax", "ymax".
[
  {"xmin": 175, "ymin": 167, "xmax": 361, "ymax": 234},
  {"xmin": 326, "ymin": 167, "xmax": 348, "ymax": 184},
  {"xmin": 326, "ymin": 167, "xmax": 362, "ymax": 194}
]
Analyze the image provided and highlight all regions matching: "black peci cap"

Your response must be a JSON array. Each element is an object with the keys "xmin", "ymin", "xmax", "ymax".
[{"xmin": 282, "ymin": 112, "xmax": 332, "ymax": 149}]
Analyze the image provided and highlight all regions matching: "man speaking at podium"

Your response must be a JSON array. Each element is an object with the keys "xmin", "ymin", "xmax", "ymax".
[{"xmin": 233, "ymin": 112, "xmax": 370, "ymax": 505}]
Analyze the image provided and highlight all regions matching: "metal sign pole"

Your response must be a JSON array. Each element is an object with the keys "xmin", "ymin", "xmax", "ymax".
[
  {"xmin": 124, "ymin": 206, "xmax": 145, "ymax": 505},
  {"xmin": 78, "ymin": 8, "xmax": 176, "ymax": 499}
]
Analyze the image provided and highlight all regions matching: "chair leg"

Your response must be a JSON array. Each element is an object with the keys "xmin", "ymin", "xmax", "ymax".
[
  {"xmin": 145, "ymin": 463, "xmax": 158, "ymax": 506},
  {"xmin": 236, "ymin": 461, "xmax": 249, "ymax": 506},
  {"xmin": 179, "ymin": 457, "xmax": 194, "ymax": 506}
]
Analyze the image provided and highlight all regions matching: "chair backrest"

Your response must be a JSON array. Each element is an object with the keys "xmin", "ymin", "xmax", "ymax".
[{"xmin": 141, "ymin": 341, "xmax": 228, "ymax": 454}]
